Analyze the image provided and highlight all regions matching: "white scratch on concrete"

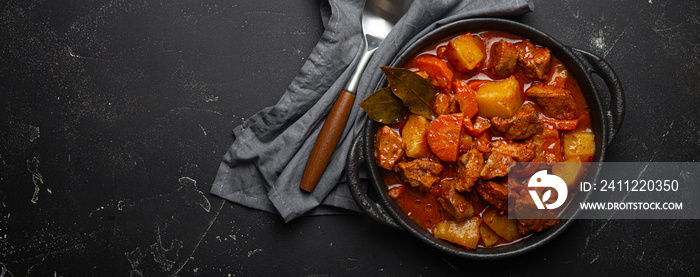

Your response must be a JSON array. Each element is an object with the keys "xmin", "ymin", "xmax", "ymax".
[
  {"xmin": 170, "ymin": 107, "xmax": 223, "ymax": 116},
  {"xmin": 150, "ymin": 225, "xmax": 184, "ymax": 272},
  {"xmin": 1, "ymin": 262, "xmax": 14, "ymax": 277},
  {"xmin": 603, "ymin": 26, "xmax": 630, "ymax": 58},
  {"xmin": 204, "ymin": 95, "xmax": 219, "ymax": 102},
  {"xmin": 247, "ymin": 248, "xmax": 263, "ymax": 257},
  {"xmin": 28, "ymin": 125, "xmax": 40, "ymax": 142},
  {"xmin": 592, "ymin": 29, "xmax": 606, "ymax": 51},
  {"xmin": 27, "ymin": 157, "xmax": 43, "ymax": 204},
  {"xmin": 170, "ymin": 200, "xmax": 225, "ymax": 276},
  {"xmin": 178, "ymin": 177, "xmax": 211, "ymax": 212},
  {"xmin": 198, "ymin": 124, "xmax": 207, "ymax": 137},
  {"xmin": 125, "ymin": 247, "xmax": 146, "ymax": 277}
]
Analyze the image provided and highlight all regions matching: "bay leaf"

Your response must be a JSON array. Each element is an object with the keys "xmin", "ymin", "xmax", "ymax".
[
  {"xmin": 359, "ymin": 87, "xmax": 407, "ymax": 123},
  {"xmin": 381, "ymin": 66, "xmax": 437, "ymax": 119}
]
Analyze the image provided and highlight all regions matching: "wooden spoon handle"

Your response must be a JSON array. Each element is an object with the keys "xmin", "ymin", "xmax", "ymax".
[{"xmin": 300, "ymin": 90, "xmax": 356, "ymax": 192}]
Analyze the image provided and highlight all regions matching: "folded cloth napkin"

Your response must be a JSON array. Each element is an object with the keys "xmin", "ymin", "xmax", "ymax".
[{"xmin": 211, "ymin": 0, "xmax": 535, "ymax": 222}]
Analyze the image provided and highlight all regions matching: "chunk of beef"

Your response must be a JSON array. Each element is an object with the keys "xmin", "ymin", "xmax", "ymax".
[
  {"xmin": 455, "ymin": 149, "xmax": 484, "ymax": 192},
  {"xmin": 546, "ymin": 58, "xmax": 569, "ymax": 88},
  {"xmin": 491, "ymin": 140, "xmax": 535, "ymax": 162},
  {"xmin": 396, "ymin": 159, "xmax": 443, "ymax": 191},
  {"xmin": 464, "ymin": 116, "xmax": 491, "ymax": 136},
  {"xmin": 480, "ymin": 152, "xmax": 514, "ymax": 179},
  {"xmin": 515, "ymin": 40, "xmax": 551, "ymax": 80},
  {"xmin": 375, "ymin": 126, "xmax": 405, "ymax": 170},
  {"xmin": 491, "ymin": 103, "xmax": 543, "ymax": 140},
  {"xmin": 475, "ymin": 130, "xmax": 491, "ymax": 153},
  {"xmin": 489, "ymin": 40, "xmax": 519, "ymax": 77},
  {"xmin": 525, "ymin": 84, "xmax": 578, "ymax": 120},
  {"xmin": 388, "ymin": 185, "xmax": 404, "ymax": 199},
  {"xmin": 541, "ymin": 117, "xmax": 579, "ymax": 130},
  {"xmin": 516, "ymin": 218, "xmax": 559, "ymax": 235},
  {"xmin": 530, "ymin": 127, "xmax": 563, "ymax": 163},
  {"xmin": 433, "ymin": 93, "xmax": 460, "ymax": 115},
  {"xmin": 436, "ymin": 179, "xmax": 475, "ymax": 220},
  {"xmin": 512, "ymin": 190, "xmax": 559, "ymax": 235},
  {"xmin": 475, "ymin": 179, "xmax": 509, "ymax": 210},
  {"xmin": 459, "ymin": 130, "xmax": 473, "ymax": 152}
]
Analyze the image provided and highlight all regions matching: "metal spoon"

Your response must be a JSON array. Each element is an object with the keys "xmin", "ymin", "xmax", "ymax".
[{"xmin": 300, "ymin": 0, "xmax": 414, "ymax": 192}]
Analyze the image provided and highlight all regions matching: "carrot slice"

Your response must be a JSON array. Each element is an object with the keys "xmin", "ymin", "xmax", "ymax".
[
  {"xmin": 427, "ymin": 113, "xmax": 464, "ymax": 162},
  {"xmin": 407, "ymin": 54, "xmax": 454, "ymax": 92}
]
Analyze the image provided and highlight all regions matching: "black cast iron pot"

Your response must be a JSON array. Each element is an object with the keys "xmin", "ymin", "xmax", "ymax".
[{"xmin": 346, "ymin": 18, "xmax": 625, "ymax": 259}]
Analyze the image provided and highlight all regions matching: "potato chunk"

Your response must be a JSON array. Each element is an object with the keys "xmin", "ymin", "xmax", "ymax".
[
  {"xmin": 562, "ymin": 131, "xmax": 595, "ymax": 162},
  {"xmin": 552, "ymin": 156, "xmax": 586, "ymax": 189},
  {"xmin": 479, "ymin": 224, "xmax": 501, "ymax": 247},
  {"xmin": 475, "ymin": 76, "xmax": 522, "ymax": 118},
  {"xmin": 482, "ymin": 207, "xmax": 521, "ymax": 242},
  {"xmin": 443, "ymin": 33, "xmax": 485, "ymax": 72},
  {"xmin": 402, "ymin": 114, "xmax": 432, "ymax": 158},
  {"xmin": 433, "ymin": 217, "xmax": 482, "ymax": 249}
]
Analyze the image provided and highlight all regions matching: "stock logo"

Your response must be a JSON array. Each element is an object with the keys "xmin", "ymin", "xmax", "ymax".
[{"xmin": 527, "ymin": 170, "xmax": 568, "ymax": 210}]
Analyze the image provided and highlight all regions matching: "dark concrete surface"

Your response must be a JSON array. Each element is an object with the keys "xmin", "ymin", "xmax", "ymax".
[{"xmin": 1, "ymin": 0, "xmax": 698, "ymax": 276}]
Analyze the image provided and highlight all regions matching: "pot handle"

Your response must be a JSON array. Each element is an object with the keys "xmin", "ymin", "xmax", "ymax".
[
  {"xmin": 572, "ymin": 48, "xmax": 625, "ymax": 145},
  {"xmin": 346, "ymin": 130, "xmax": 400, "ymax": 229}
]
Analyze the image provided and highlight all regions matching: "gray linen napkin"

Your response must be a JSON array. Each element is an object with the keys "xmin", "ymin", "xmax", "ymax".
[{"xmin": 211, "ymin": 0, "xmax": 535, "ymax": 222}]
